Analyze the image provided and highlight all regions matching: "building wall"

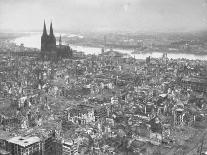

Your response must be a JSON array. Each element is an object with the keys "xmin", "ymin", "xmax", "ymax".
[{"xmin": 7, "ymin": 142, "xmax": 41, "ymax": 155}]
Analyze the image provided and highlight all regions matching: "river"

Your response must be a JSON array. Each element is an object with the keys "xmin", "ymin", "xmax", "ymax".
[{"xmin": 13, "ymin": 33, "xmax": 207, "ymax": 60}]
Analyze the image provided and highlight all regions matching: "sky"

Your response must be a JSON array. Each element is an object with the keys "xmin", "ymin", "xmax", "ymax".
[{"xmin": 0, "ymin": 0, "xmax": 207, "ymax": 33}]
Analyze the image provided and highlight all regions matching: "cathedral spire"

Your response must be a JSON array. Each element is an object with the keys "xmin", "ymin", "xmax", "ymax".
[
  {"xmin": 50, "ymin": 22, "xmax": 54, "ymax": 36},
  {"xmin": 43, "ymin": 20, "xmax": 47, "ymax": 36}
]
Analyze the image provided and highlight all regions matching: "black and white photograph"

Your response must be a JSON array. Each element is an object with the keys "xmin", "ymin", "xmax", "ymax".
[{"xmin": 0, "ymin": 0, "xmax": 207, "ymax": 154}]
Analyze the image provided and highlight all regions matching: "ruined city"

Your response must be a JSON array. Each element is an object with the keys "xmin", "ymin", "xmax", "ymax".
[{"xmin": 1, "ymin": 0, "xmax": 207, "ymax": 155}]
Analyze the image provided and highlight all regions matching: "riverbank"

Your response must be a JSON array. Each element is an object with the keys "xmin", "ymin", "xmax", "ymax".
[{"xmin": 10, "ymin": 33, "xmax": 207, "ymax": 60}]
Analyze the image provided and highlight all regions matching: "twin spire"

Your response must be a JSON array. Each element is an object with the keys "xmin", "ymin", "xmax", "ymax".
[
  {"xmin": 42, "ymin": 20, "xmax": 62, "ymax": 45},
  {"xmin": 42, "ymin": 20, "xmax": 54, "ymax": 36}
]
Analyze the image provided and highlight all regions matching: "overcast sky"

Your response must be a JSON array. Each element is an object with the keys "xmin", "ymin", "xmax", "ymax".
[{"xmin": 0, "ymin": 0, "xmax": 207, "ymax": 33}]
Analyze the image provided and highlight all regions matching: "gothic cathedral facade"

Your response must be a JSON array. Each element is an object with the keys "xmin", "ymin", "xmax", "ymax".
[{"xmin": 41, "ymin": 21, "xmax": 73, "ymax": 61}]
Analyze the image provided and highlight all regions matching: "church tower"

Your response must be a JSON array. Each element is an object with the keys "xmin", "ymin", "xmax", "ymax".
[
  {"xmin": 47, "ymin": 22, "xmax": 56, "ymax": 50},
  {"xmin": 41, "ymin": 20, "xmax": 48, "ymax": 51},
  {"xmin": 40, "ymin": 20, "xmax": 73, "ymax": 61}
]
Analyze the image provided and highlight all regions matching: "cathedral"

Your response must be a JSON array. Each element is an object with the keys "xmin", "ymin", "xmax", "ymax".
[{"xmin": 41, "ymin": 21, "xmax": 73, "ymax": 60}]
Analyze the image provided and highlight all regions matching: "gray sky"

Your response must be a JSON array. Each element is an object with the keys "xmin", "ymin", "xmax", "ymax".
[{"xmin": 0, "ymin": 0, "xmax": 207, "ymax": 33}]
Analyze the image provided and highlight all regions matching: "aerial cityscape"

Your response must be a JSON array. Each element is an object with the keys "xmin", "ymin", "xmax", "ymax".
[{"xmin": 0, "ymin": 0, "xmax": 207, "ymax": 155}]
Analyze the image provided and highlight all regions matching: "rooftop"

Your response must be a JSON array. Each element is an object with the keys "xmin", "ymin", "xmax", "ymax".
[{"xmin": 7, "ymin": 136, "xmax": 40, "ymax": 147}]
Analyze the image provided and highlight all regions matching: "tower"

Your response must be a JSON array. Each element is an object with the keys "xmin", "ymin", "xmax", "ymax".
[
  {"xmin": 59, "ymin": 35, "xmax": 62, "ymax": 46},
  {"xmin": 47, "ymin": 22, "xmax": 56, "ymax": 50},
  {"xmin": 41, "ymin": 20, "xmax": 48, "ymax": 51},
  {"xmin": 40, "ymin": 20, "xmax": 73, "ymax": 61}
]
